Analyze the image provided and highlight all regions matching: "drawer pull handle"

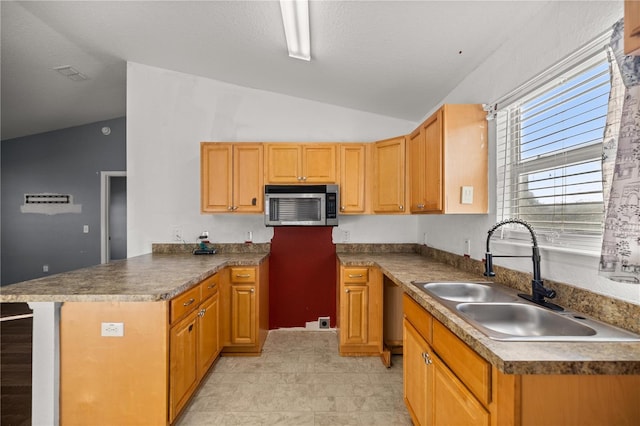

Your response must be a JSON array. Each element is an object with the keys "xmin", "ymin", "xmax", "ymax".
[
  {"xmin": 207, "ymin": 284, "xmax": 216, "ymax": 289},
  {"xmin": 348, "ymin": 274, "xmax": 364, "ymax": 278},
  {"xmin": 417, "ymin": 204, "xmax": 425, "ymax": 209},
  {"xmin": 236, "ymin": 274, "xmax": 251, "ymax": 278},
  {"xmin": 183, "ymin": 298, "xmax": 195, "ymax": 307}
]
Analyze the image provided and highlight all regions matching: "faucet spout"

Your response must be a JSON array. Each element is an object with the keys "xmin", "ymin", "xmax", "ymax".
[{"xmin": 484, "ymin": 219, "xmax": 563, "ymax": 311}]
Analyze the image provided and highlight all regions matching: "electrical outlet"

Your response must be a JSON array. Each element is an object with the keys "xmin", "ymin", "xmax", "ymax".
[
  {"xmin": 173, "ymin": 227, "xmax": 183, "ymax": 242},
  {"xmin": 318, "ymin": 317, "xmax": 330, "ymax": 329},
  {"xmin": 343, "ymin": 230, "xmax": 350, "ymax": 242},
  {"xmin": 464, "ymin": 239, "xmax": 471, "ymax": 257},
  {"xmin": 101, "ymin": 322, "xmax": 124, "ymax": 337},
  {"xmin": 423, "ymin": 233, "xmax": 428, "ymax": 245},
  {"xmin": 43, "ymin": 264, "xmax": 49, "ymax": 273},
  {"xmin": 83, "ymin": 225, "xmax": 89, "ymax": 233}
]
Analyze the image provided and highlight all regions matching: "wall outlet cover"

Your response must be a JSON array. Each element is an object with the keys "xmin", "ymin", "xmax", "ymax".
[{"xmin": 318, "ymin": 317, "xmax": 330, "ymax": 329}]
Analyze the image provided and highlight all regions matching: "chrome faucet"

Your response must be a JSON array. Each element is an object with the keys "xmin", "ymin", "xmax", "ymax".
[{"xmin": 484, "ymin": 219, "xmax": 563, "ymax": 311}]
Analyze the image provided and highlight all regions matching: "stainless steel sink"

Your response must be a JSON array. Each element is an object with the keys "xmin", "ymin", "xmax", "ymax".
[
  {"xmin": 456, "ymin": 302, "xmax": 596, "ymax": 339},
  {"xmin": 416, "ymin": 282, "xmax": 517, "ymax": 303},
  {"xmin": 411, "ymin": 281, "xmax": 640, "ymax": 342}
]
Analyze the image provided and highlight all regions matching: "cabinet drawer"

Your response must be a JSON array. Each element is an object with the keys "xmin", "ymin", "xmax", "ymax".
[
  {"xmin": 170, "ymin": 286, "xmax": 201, "ymax": 324},
  {"xmin": 200, "ymin": 274, "xmax": 219, "ymax": 300},
  {"xmin": 403, "ymin": 294, "xmax": 432, "ymax": 344},
  {"xmin": 432, "ymin": 319, "xmax": 491, "ymax": 405},
  {"xmin": 342, "ymin": 268, "xmax": 368, "ymax": 283},
  {"xmin": 230, "ymin": 267, "xmax": 256, "ymax": 283}
]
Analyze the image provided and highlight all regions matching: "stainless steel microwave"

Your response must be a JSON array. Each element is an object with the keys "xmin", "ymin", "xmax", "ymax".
[{"xmin": 264, "ymin": 184, "xmax": 339, "ymax": 226}]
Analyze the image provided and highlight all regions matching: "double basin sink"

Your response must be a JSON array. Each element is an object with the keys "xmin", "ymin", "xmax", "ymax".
[{"xmin": 412, "ymin": 281, "xmax": 640, "ymax": 342}]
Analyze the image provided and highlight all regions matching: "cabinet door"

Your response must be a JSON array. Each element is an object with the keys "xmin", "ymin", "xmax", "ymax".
[
  {"xmin": 230, "ymin": 284, "xmax": 257, "ymax": 345},
  {"xmin": 373, "ymin": 136, "xmax": 406, "ymax": 213},
  {"xmin": 423, "ymin": 110, "xmax": 443, "ymax": 212},
  {"xmin": 197, "ymin": 292, "xmax": 220, "ymax": 379},
  {"xmin": 408, "ymin": 127, "xmax": 426, "ymax": 213},
  {"xmin": 433, "ymin": 353, "xmax": 489, "ymax": 426},
  {"xmin": 201, "ymin": 143, "xmax": 233, "ymax": 212},
  {"xmin": 340, "ymin": 283, "xmax": 369, "ymax": 345},
  {"xmin": 339, "ymin": 144, "xmax": 366, "ymax": 213},
  {"xmin": 233, "ymin": 144, "xmax": 264, "ymax": 212},
  {"xmin": 303, "ymin": 144, "xmax": 337, "ymax": 183},
  {"xmin": 266, "ymin": 144, "xmax": 301, "ymax": 183},
  {"xmin": 404, "ymin": 319, "xmax": 433, "ymax": 426},
  {"xmin": 625, "ymin": 0, "xmax": 640, "ymax": 55},
  {"xmin": 169, "ymin": 312, "xmax": 198, "ymax": 422}
]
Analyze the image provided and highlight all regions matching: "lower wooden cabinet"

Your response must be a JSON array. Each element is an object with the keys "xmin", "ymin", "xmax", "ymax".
[
  {"xmin": 169, "ymin": 273, "xmax": 221, "ymax": 422},
  {"xmin": 337, "ymin": 265, "xmax": 383, "ymax": 355},
  {"xmin": 169, "ymin": 310, "xmax": 199, "ymax": 421},
  {"xmin": 221, "ymin": 262, "xmax": 269, "ymax": 355},
  {"xmin": 403, "ymin": 294, "xmax": 640, "ymax": 426}
]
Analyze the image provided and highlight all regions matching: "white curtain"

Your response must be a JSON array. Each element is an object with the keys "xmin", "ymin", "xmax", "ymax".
[{"xmin": 599, "ymin": 19, "xmax": 640, "ymax": 284}]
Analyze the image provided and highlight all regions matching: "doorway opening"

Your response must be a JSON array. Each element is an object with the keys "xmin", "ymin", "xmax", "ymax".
[{"xmin": 100, "ymin": 171, "xmax": 127, "ymax": 263}]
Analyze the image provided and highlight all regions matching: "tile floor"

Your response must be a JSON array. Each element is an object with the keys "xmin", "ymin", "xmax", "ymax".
[{"xmin": 176, "ymin": 329, "xmax": 412, "ymax": 426}]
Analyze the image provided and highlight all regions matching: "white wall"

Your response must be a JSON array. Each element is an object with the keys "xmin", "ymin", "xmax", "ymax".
[
  {"xmin": 126, "ymin": 62, "xmax": 416, "ymax": 256},
  {"xmin": 417, "ymin": 1, "xmax": 638, "ymax": 303}
]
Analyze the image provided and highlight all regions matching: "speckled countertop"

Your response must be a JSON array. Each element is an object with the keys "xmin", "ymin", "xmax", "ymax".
[
  {"xmin": 0, "ymin": 253, "xmax": 268, "ymax": 302},
  {"xmin": 338, "ymin": 253, "xmax": 640, "ymax": 376}
]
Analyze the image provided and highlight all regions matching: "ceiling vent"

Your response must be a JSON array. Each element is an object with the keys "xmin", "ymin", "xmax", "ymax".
[{"xmin": 53, "ymin": 65, "xmax": 88, "ymax": 81}]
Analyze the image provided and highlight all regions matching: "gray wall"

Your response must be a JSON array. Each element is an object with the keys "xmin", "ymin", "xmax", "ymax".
[{"xmin": 1, "ymin": 117, "xmax": 126, "ymax": 285}]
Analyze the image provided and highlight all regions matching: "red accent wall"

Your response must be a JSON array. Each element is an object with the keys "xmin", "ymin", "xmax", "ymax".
[{"xmin": 269, "ymin": 227, "xmax": 336, "ymax": 329}]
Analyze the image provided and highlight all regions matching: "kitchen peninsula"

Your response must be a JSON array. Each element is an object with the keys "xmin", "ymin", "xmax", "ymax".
[{"xmin": 1, "ymin": 244, "xmax": 639, "ymax": 425}]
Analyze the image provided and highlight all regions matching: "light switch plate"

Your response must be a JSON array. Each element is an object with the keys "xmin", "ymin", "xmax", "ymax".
[{"xmin": 461, "ymin": 186, "xmax": 474, "ymax": 204}]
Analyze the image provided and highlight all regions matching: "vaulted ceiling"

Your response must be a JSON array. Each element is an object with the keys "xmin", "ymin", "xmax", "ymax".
[{"xmin": 1, "ymin": 0, "xmax": 552, "ymax": 140}]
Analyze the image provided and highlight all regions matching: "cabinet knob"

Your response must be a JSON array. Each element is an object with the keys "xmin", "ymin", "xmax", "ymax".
[
  {"xmin": 183, "ymin": 298, "xmax": 195, "ymax": 307},
  {"xmin": 227, "ymin": 206, "xmax": 233, "ymax": 211},
  {"xmin": 345, "ymin": 289, "xmax": 350, "ymax": 293},
  {"xmin": 232, "ymin": 206, "xmax": 238, "ymax": 211},
  {"xmin": 399, "ymin": 205, "xmax": 404, "ymax": 210},
  {"xmin": 302, "ymin": 176, "xmax": 307, "ymax": 181},
  {"xmin": 250, "ymin": 288, "xmax": 255, "ymax": 293},
  {"xmin": 340, "ymin": 206, "xmax": 345, "ymax": 211}
]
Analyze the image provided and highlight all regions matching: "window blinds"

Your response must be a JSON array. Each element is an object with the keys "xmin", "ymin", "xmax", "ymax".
[{"xmin": 495, "ymin": 48, "xmax": 611, "ymax": 250}]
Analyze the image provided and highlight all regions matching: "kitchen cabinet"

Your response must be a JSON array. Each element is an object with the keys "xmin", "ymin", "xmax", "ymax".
[
  {"xmin": 409, "ymin": 104, "xmax": 487, "ymax": 214},
  {"xmin": 266, "ymin": 143, "xmax": 338, "ymax": 183},
  {"xmin": 403, "ymin": 293, "xmax": 640, "ymax": 426},
  {"xmin": 222, "ymin": 262, "xmax": 270, "ymax": 354},
  {"xmin": 169, "ymin": 274, "xmax": 221, "ymax": 422},
  {"xmin": 372, "ymin": 136, "xmax": 407, "ymax": 213},
  {"xmin": 339, "ymin": 143, "xmax": 367, "ymax": 213},
  {"xmin": 200, "ymin": 143, "xmax": 263, "ymax": 213},
  {"xmin": 337, "ymin": 265, "xmax": 383, "ymax": 355},
  {"xmin": 403, "ymin": 294, "xmax": 493, "ymax": 426},
  {"xmin": 625, "ymin": 0, "xmax": 640, "ymax": 55}
]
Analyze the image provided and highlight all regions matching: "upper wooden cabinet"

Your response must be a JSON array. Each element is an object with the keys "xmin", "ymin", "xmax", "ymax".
[
  {"xmin": 372, "ymin": 136, "xmax": 407, "ymax": 213},
  {"xmin": 409, "ymin": 105, "xmax": 487, "ymax": 214},
  {"xmin": 266, "ymin": 143, "xmax": 338, "ymax": 183},
  {"xmin": 625, "ymin": 0, "xmax": 640, "ymax": 55},
  {"xmin": 339, "ymin": 144, "xmax": 367, "ymax": 214},
  {"xmin": 201, "ymin": 143, "xmax": 264, "ymax": 213}
]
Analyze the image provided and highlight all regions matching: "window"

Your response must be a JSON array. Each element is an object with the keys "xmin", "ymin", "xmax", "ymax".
[{"xmin": 495, "ymin": 36, "xmax": 613, "ymax": 251}]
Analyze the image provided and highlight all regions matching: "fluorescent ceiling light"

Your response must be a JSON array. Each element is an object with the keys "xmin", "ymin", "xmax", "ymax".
[{"xmin": 279, "ymin": 0, "xmax": 310, "ymax": 61}]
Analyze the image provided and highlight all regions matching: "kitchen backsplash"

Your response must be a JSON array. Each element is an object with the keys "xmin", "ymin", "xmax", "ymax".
[{"xmin": 152, "ymin": 243, "xmax": 270, "ymax": 254}]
